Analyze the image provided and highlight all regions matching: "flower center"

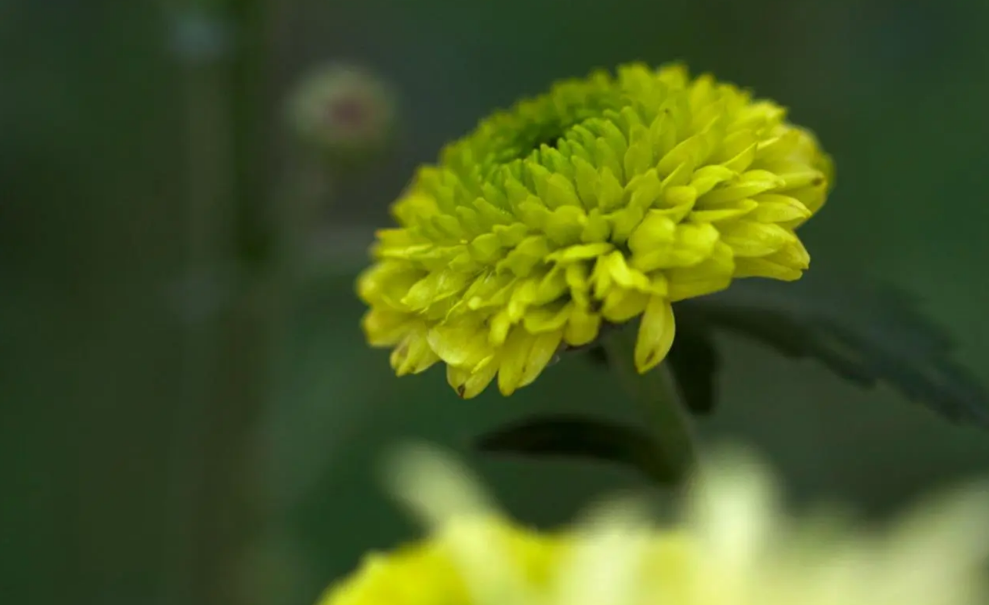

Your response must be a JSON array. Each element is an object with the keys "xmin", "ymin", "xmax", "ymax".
[
  {"xmin": 489, "ymin": 88, "xmax": 623, "ymax": 166},
  {"xmin": 494, "ymin": 115, "xmax": 584, "ymax": 166},
  {"xmin": 327, "ymin": 94, "xmax": 373, "ymax": 136},
  {"xmin": 529, "ymin": 127, "xmax": 568, "ymax": 152}
]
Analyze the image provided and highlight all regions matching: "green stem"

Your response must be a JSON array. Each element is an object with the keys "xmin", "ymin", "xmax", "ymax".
[
  {"xmin": 166, "ymin": 2, "xmax": 281, "ymax": 605},
  {"xmin": 163, "ymin": 24, "xmax": 230, "ymax": 605},
  {"xmin": 603, "ymin": 326, "xmax": 697, "ymax": 484}
]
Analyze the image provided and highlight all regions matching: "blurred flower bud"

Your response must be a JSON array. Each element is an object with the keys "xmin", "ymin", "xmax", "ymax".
[{"xmin": 285, "ymin": 63, "xmax": 397, "ymax": 167}]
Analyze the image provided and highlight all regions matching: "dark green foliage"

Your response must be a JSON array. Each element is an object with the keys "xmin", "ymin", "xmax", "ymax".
[
  {"xmin": 675, "ymin": 274, "xmax": 989, "ymax": 427},
  {"xmin": 579, "ymin": 275, "xmax": 989, "ymax": 428},
  {"xmin": 475, "ymin": 414, "xmax": 682, "ymax": 484}
]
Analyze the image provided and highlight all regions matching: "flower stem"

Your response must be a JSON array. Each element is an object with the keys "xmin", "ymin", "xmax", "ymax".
[
  {"xmin": 165, "ymin": 2, "xmax": 284, "ymax": 605},
  {"xmin": 603, "ymin": 326, "xmax": 697, "ymax": 485}
]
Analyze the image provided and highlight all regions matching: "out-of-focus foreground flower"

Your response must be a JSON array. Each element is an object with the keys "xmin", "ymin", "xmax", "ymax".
[
  {"xmin": 357, "ymin": 63, "xmax": 833, "ymax": 398},
  {"xmin": 316, "ymin": 444, "xmax": 989, "ymax": 605}
]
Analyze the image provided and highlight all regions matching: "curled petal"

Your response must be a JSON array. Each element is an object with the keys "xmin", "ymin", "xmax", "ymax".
[{"xmin": 635, "ymin": 296, "xmax": 676, "ymax": 373}]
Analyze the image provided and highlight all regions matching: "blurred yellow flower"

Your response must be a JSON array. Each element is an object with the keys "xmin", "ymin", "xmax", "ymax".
[
  {"xmin": 316, "ymin": 444, "xmax": 989, "ymax": 605},
  {"xmin": 357, "ymin": 63, "xmax": 833, "ymax": 398},
  {"xmin": 317, "ymin": 516, "xmax": 565, "ymax": 605}
]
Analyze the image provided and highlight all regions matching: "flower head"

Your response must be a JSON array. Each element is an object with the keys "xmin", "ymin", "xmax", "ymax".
[
  {"xmin": 316, "ymin": 444, "xmax": 989, "ymax": 605},
  {"xmin": 358, "ymin": 63, "xmax": 833, "ymax": 397},
  {"xmin": 287, "ymin": 63, "xmax": 396, "ymax": 162}
]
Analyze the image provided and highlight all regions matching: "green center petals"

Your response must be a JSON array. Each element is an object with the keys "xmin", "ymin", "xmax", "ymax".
[{"xmin": 358, "ymin": 63, "xmax": 832, "ymax": 398}]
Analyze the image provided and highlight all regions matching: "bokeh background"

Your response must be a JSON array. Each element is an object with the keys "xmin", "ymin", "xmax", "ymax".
[{"xmin": 5, "ymin": 1, "xmax": 989, "ymax": 604}]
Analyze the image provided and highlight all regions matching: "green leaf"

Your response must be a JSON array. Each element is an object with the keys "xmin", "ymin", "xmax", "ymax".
[
  {"xmin": 676, "ymin": 274, "xmax": 989, "ymax": 428},
  {"xmin": 474, "ymin": 414, "xmax": 683, "ymax": 484}
]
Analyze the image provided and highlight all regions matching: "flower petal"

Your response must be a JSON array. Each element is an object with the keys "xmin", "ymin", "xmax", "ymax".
[
  {"xmin": 564, "ymin": 306, "xmax": 602, "ymax": 346},
  {"xmin": 635, "ymin": 296, "xmax": 676, "ymax": 372},
  {"xmin": 448, "ymin": 360, "xmax": 499, "ymax": 399},
  {"xmin": 519, "ymin": 330, "xmax": 564, "ymax": 388}
]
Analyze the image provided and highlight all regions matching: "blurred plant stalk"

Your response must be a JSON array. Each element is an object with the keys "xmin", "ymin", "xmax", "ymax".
[
  {"xmin": 165, "ymin": 1, "xmax": 298, "ymax": 604},
  {"xmin": 165, "ymin": 2, "xmax": 401, "ymax": 600}
]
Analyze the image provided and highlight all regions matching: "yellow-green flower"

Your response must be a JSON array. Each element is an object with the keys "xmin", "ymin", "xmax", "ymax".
[
  {"xmin": 358, "ymin": 63, "xmax": 833, "ymax": 398},
  {"xmin": 316, "ymin": 444, "xmax": 989, "ymax": 605}
]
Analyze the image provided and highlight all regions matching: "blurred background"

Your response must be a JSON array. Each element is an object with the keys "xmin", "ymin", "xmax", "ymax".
[{"xmin": 4, "ymin": 1, "xmax": 989, "ymax": 604}]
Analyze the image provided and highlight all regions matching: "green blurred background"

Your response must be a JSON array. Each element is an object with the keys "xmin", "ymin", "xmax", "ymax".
[{"xmin": 4, "ymin": 1, "xmax": 989, "ymax": 604}]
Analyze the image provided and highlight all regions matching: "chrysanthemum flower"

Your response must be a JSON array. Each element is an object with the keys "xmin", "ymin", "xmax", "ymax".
[
  {"xmin": 315, "ymin": 444, "xmax": 989, "ymax": 605},
  {"xmin": 358, "ymin": 63, "xmax": 833, "ymax": 397}
]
